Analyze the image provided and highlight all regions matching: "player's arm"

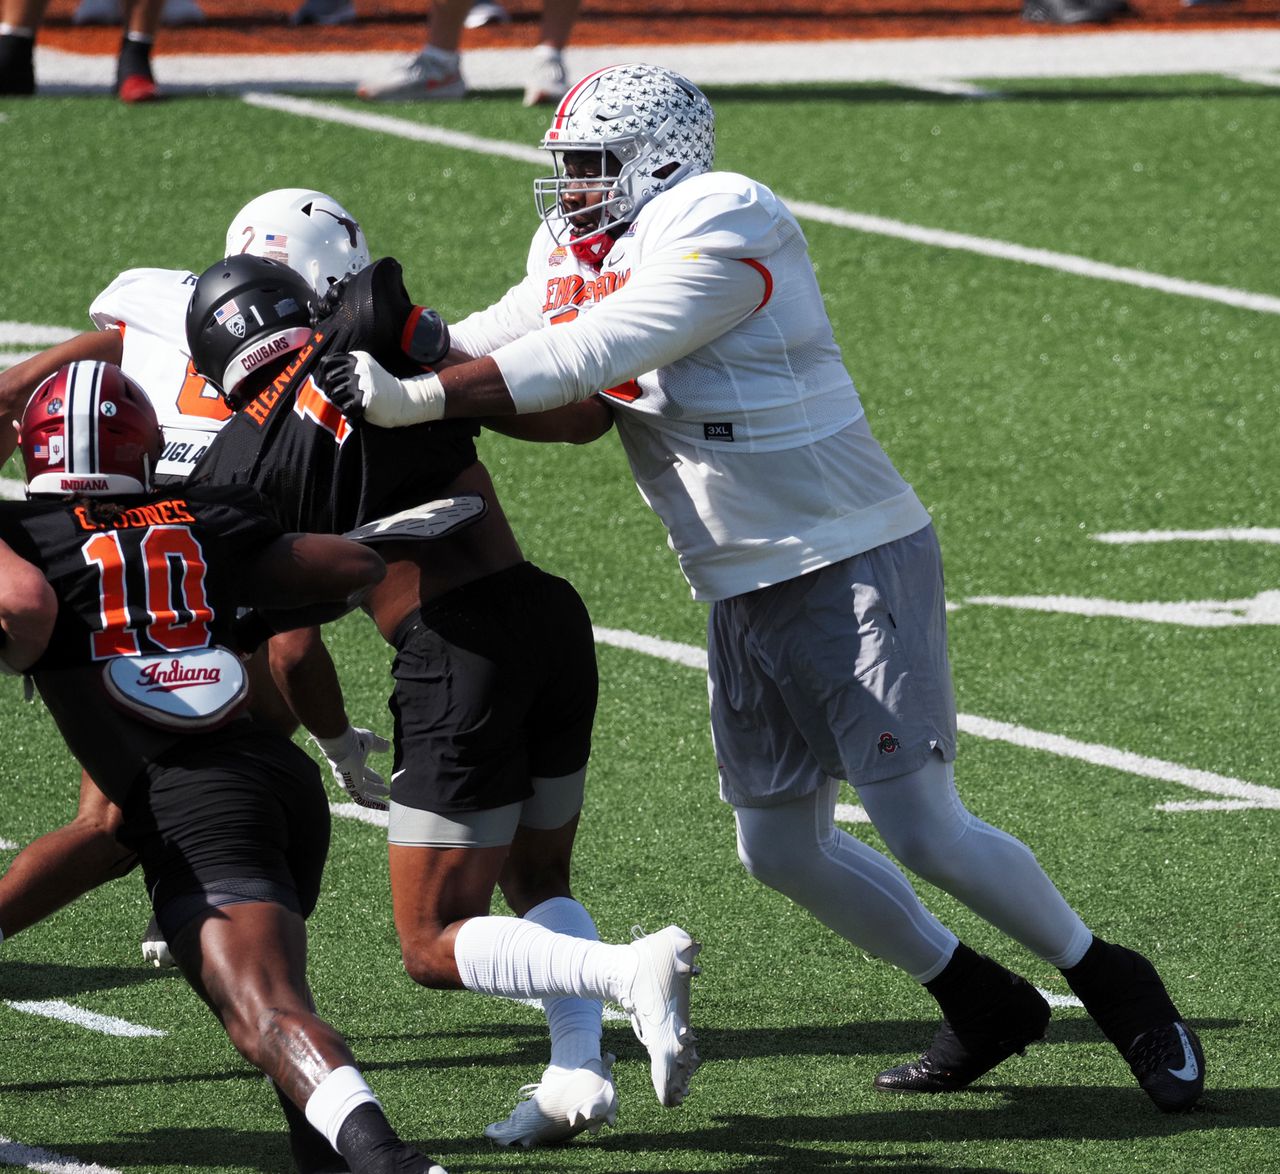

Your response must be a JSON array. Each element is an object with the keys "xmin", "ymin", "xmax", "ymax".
[
  {"xmin": 243, "ymin": 531, "xmax": 387, "ymax": 614},
  {"xmin": 481, "ymin": 396, "xmax": 614, "ymax": 445},
  {"xmin": 0, "ymin": 331, "xmax": 123, "ymax": 468},
  {"xmin": 0, "ymin": 537, "xmax": 57, "ymax": 674},
  {"xmin": 321, "ymin": 250, "xmax": 766, "ymax": 427}
]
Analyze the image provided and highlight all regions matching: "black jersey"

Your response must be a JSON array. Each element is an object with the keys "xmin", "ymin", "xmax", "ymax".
[
  {"xmin": 187, "ymin": 302, "xmax": 480, "ymax": 536},
  {"xmin": 0, "ymin": 484, "xmax": 285, "ymax": 801}
]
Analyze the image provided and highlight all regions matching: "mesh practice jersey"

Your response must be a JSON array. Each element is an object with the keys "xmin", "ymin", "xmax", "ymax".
[
  {"xmin": 0, "ymin": 485, "xmax": 284, "ymax": 801},
  {"xmin": 451, "ymin": 171, "xmax": 930, "ymax": 601},
  {"xmin": 89, "ymin": 268, "xmax": 234, "ymax": 483},
  {"xmin": 187, "ymin": 323, "xmax": 480, "ymax": 536}
]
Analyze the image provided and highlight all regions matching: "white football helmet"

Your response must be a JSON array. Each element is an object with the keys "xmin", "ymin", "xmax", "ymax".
[
  {"xmin": 224, "ymin": 188, "xmax": 370, "ymax": 294},
  {"xmin": 535, "ymin": 63, "xmax": 715, "ymax": 256}
]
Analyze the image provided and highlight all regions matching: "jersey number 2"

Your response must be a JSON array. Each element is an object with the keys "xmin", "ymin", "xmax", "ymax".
[{"xmin": 83, "ymin": 527, "xmax": 214, "ymax": 660}]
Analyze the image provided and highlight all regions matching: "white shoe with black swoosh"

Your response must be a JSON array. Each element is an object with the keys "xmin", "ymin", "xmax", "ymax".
[{"xmin": 1125, "ymin": 1020, "xmax": 1205, "ymax": 1112}]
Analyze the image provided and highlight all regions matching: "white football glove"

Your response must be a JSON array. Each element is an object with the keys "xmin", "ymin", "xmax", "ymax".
[
  {"xmin": 312, "ymin": 725, "xmax": 392, "ymax": 810},
  {"xmin": 323, "ymin": 349, "xmax": 446, "ymax": 428}
]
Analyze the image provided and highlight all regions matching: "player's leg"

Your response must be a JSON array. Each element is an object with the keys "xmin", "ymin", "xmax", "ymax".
[
  {"xmin": 389, "ymin": 833, "xmax": 699, "ymax": 1112},
  {"xmin": 845, "ymin": 529, "xmax": 1201, "ymax": 1110},
  {"xmin": 142, "ymin": 727, "xmax": 447, "ymax": 1172},
  {"xmin": 117, "ymin": 0, "xmax": 161, "ymax": 101},
  {"xmin": 0, "ymin": 0, "xmax": 48, "ymax": 96},
  {"xmin": 488, "ymin": 789, "xmax": 615, "ymax": 1145},
  {"xmin": 0, "ymin": 769, "xmax": 135, "ymax": 942},
  {"xmin": 168, "ymin": 897, "xmax": 445, "ymax": 1174},
  {"xmin": 711, "ymin": 539, "xmax": 1054, "ymax": 1092}
]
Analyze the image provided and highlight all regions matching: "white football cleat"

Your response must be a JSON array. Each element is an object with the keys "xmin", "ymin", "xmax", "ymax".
[
  {"xmin": 464, "ymin": 1, "xmax": 510, "ymax": 28},
  {"xmin": 622, "ymin": 926, "xmax": 701, "ymax": 1107},
  {"xmin": 357, "ymin": 46, "xmax": 465, "ymax": 102},
  {"xmin": 484, "ymin": 1054, "xmax": 617, "ymax": 1147}
]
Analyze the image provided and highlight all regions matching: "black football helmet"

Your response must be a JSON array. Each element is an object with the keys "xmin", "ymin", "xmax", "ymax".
[{"xmin": 186, "ymin": 254, "xmax": 316, "ymax": 406}]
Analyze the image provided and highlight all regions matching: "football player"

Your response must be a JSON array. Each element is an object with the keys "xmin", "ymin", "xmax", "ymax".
[
  {"xmin": 183, "ymin": 252, "xmax": 701, "ymax": 1143},
  {"xmin": 0, "ymin": 190, "xmax": 387, "ymax": 965},
  {"xmin": 0, "ymin": 360, "xmax": 449, "ymax": 1174},
  {"xmin": 320, "ymin": 62, "xmax": 1205, "ymax": 1114}
]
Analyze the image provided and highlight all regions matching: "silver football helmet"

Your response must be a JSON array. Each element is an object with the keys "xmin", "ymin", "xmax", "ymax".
[
  {"xmin": 224, "ymin": 188, "xmax": 370, "ymax": 294},
  {"xmin": 534, "ymin": 63, "xmax": 715, "ymax": 254}
]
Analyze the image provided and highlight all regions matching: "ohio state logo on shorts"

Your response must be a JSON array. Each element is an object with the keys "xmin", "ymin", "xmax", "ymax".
[{"xmin": 877, "ymin": 731, "xmax": 901, "ymax": 755}]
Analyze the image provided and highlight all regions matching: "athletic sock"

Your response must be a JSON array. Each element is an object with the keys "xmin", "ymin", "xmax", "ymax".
[
  {"xmin": 1061, "ymin": 935, "xmax": 1179, "ymax": 1051},
  {"xmin": 0, "ymin": 28, "xmax": 35, "ymax": 96},
  {"xmin": 333, "ymin": 1103, "xmax": 441, "ymax": 1174},
  {"xmin": 273, "ymin": 1081, "xmax": 348, "ymax": 1173},
  {"xmin": 453, "ymin": 914, "xmax": 636, "ymax": 1005},
  {"xmin": 523, "ymin": 896, "xmax": 604, "ymax": 1071},
  {"xmin": 116, "ymin": 32, "xmax": 154, "ymax": 88},
  {"xmin": 923, "ymin": 942, "xmax": 1028, "ymax": 1030}
]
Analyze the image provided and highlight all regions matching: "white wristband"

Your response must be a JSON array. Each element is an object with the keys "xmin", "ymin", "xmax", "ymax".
[
  {"xmin": 352, "ymin": 350, "xmax": 446, "ymax": 427},
  {"xmin": 312, "ymin": 724, "xmax": 358, "ymax": 760}
]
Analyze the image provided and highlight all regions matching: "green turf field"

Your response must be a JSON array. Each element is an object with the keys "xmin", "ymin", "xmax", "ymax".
[{"xmin": 1, "ymin": 74, "xmax": 1278, "ymax": 1173}]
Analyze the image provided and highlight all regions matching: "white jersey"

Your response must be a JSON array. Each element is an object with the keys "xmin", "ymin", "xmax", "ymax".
[
  {"xmin": 451, "ymin": 172, "xmax": 930, "ymax": 601},
  {"xmin": 89, "ymin": 267, "xmax": 232, "ymax": 483}
]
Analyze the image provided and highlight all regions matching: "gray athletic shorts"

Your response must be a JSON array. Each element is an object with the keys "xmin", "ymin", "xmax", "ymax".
[{"xmin": 708, "ymin": 523, "xmax": 957, "ymax": 807}]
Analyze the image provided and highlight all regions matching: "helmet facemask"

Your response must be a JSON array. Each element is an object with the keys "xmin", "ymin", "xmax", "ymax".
[{"xmin": 535, "ymin": 64, "xmax": 715, "ymax": 265}]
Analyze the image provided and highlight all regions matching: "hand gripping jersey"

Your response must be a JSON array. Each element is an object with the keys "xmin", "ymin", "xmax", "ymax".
[
  {"xmin": 90, "ymin": 268, "xmax": 233, "ymax": 483},
  {"xmin": 451, "ymin": 171, "xmax": 931, "ymax": 602},
  {"xmin": 0, "ymin": 485, "xmax": 285, "ymax": 802},
  {"xmin": 186, "ymin": 315, "xmax": 479, "ymax": 536}
]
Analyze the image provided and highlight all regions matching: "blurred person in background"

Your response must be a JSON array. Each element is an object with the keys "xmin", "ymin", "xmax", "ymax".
[
  {"xmin": 356, "ymin": 0, "xmax": 579, "ymax": 106},
  {"xmin": 0, "ymin": 0, "xmax": 163, "ymax": 98},
  {"xmin": 293, "ymin": 0, "xmax": 510, "ymax": 28}
]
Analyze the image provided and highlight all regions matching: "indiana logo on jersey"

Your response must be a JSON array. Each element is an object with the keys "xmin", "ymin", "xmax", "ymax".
[{"xmin": 103, "ymin": 647, "xmax": 248, "ymax": 731}]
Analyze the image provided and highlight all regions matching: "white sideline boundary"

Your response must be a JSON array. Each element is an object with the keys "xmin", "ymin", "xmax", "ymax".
[{"xmin": 29, "ymin": 30, "xmax": 1280, "ymax": 92}]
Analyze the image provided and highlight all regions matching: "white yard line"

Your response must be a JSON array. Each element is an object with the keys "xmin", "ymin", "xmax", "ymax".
[
  {"xmin": 0, "ymin": 1138, "xmax": 122, "ymax": 1174},
  {"xmin": 3, "ymin": 999, "xmax": 165, "ymax": 1038},
  {"xmin": 962, "ymin": 590, "xmax": 1280, "ymax": 627},
  {"xmin": 1094, "ymin": 528, "xmax": 1280, "ymax": 545},
  {"xmin": 239, "ymin": 93, "xmax": 1280, "ymax": 316}
]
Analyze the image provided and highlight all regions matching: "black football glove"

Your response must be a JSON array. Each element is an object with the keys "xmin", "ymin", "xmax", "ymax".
[{"xmin": 317, "ymin": 351, "xmax": 365, "ymax": 422}]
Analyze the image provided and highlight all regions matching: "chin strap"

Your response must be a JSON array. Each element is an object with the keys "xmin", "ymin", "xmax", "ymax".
[{"xmin": 569, "ymin": 230, "xmax": 616, "ymax": 268}]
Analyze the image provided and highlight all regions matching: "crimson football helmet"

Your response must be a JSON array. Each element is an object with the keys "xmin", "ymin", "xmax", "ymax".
[
  {"xmin": 535, "ymin": 63, "xmax": 715, "ymax": 264},
  {"xmin": 20, "ymin": 361, "xmax": 163, "ymax": 497}
]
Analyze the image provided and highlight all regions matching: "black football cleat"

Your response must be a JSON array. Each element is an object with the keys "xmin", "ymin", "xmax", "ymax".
[
  {"xmin": 1124, "ymin": 1021, "xmax": 1205, "ymax": 1113},
  {"xmin": 875, "ymin": 976, "xmax": 1051, "ymax": 1093}
]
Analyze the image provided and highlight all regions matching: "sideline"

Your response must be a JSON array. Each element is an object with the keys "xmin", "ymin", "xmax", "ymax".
[{"xmin": 30, "ymin": 30, "xmax": 1280, "ymax": 92}]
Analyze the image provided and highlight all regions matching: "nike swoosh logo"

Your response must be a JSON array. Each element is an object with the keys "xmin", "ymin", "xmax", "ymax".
[{"xmin": 1167, "ymin": 1023, "xmax": 1200, "ymax": 1081}]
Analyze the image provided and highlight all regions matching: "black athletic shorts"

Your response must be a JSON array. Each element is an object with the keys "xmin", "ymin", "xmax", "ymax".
[
  {"xmin": 117, "ymin": 721, "xmax": 331, "ymax": 937},
  {"xmin": 388, "ymin": 561, "xmax": 598, "ymax": 814}
]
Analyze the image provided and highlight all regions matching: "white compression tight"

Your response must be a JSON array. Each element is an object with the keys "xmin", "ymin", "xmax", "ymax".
[{"xmin": 734, "ymin": 756, "xmax": 1092, "ymax": 983}]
